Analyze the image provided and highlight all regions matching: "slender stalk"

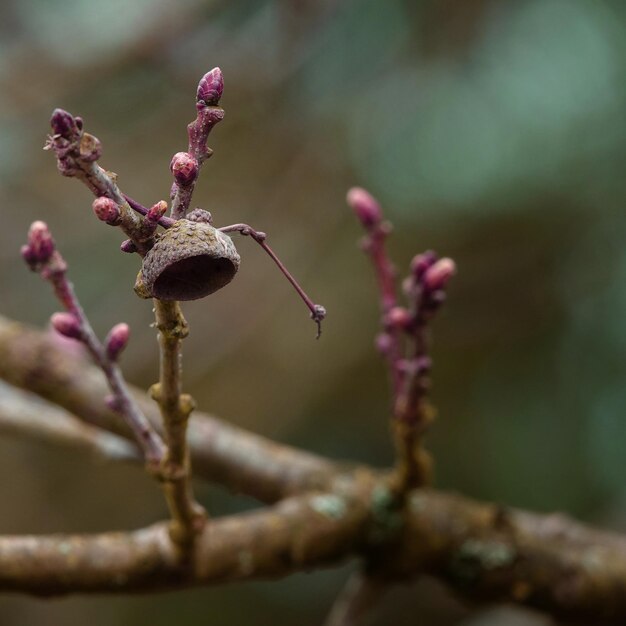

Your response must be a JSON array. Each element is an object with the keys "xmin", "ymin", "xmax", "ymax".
[
  {"xmin": 152, "ymin": 299, "xmax": 206, "ymax": 552},
  {"xmin": 219, "ymin": 223, "xmax": 326, "ymax": 337},
  {"xmin": 170, "ymin": 68, "xmax": 225, "ymax": 220},
  {"xmin": 21, "ymin": 223, "xmax": 166, "ymax": 466}
]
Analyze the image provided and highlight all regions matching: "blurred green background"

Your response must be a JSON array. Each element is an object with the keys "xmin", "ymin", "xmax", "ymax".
[{"xmin": 0, "ymin": 0, "xmax": 624, "ymax": 624}]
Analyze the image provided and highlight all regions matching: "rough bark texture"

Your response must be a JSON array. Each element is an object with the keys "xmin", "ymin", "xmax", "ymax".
[{"xmin": 0, "ymin": 316, "xmax": 625, "ymax": 623}]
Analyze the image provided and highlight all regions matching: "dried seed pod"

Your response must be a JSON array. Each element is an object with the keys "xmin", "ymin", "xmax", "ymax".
[{"xmin": 134, "ymin": 219, "xmax": 240, "ymax": 301}]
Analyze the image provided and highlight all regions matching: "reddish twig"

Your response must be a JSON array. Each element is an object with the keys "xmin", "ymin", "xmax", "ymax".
[
  {"xmin": 20, "ymin": 223, "xmax": 166, "ymax": 466},
  {"xmin": 347, "ymin": 188, "xmax": 402, "ymax": 392},
  {"xmin": 170, "ymin": 68, "xmax": 225, "ymax": 220},
  {"xmin": 219, "ymin": 223, "xmax": 326, "ymax": 337}
]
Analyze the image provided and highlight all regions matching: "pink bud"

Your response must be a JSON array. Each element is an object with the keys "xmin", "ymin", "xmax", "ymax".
[
  {"xmin": 105, "ymin": 323, "xmax": 130, "ymax": 361},
  {"xmin": 197, "ymin": 67, "xmax": 224, "ymax": 105},
  {"xmin": 26, "ymin": 221, "xmax": 55, "ymax": 263},
  {"xmin": 423, "ymin": 258, "xmax": 456, "ymax": 291},
  {"xmin": 120, "ymin": 239, "xmax": 137, "ymax": 254},
  {"xmin": 385, "ymin": 306, "xmax": 411, "ymax": 330},
  {"xmin": 170, "ymin": 152, "xmax": 199, "ymax": 186},
  {"xmin": 375, "ymin": 332, "xmax": 394, "ymax": 355},
  {"xmin": 146, "ymin": 201, "xmax": 168, "ymax": 223},
  {"xmin": 410, "ymin": 251, "xmax": 437, "ymax": 279},
  {"xmin": 50, "ymin": 108, "xmax": 77, "ymax": 137},
  {"xmin": 104, "ymin": 394, "xmax": 121, "ymax": 412},
  {"xmin": 92, "ymin": 197, "xmax": 121, "ymax": 225},
  {"xmin": 21, "ymin": 244, "xmax": 36, "ymax": 266},
  {"xmin": 51, "ymin": 312, "xmax": 82, "ymax": 340},
  {"xmin": 346, "ymin": 187, "xmax": 382, "ymax": 227}
]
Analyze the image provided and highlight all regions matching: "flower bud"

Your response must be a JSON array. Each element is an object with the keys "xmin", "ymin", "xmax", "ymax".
[
  {"xmin": 104, "ymin": 394, "xmax": 121, "ymax": 412},
  {"xmin": 26, "ymin": 221, "xmax": 55, "ymax": 264},
  {"xmin": 375, "ymin": 332, "xmax": 394, "ymax": 355},
  {"xmin": 50, "ymin": 108, "xmax": 77, "ymax": 137},
  {"xmin": 120, "ymin": 239, "xmax": 137, "ymax": 254},
  {"xmin": 197, "ymin": 67, "xmax": 224, "ymax": 106},
  {"xmin": 170, "ymin": 152, "xmax": 199, "ymax": 186},
  {"xmin": 346, "ymin": 187, "xmax": 382, "ymax": 227},
  {"xmin": 146, "ymin": 200, "xmax": 168, "ymax": 223},
  {"xmin": 410, "ymin": 251, "xmax": 437, "ymax": 279},
  {"xmin": 423, "ymin": 258, "xmax": 456, "ymax": 291},
  {"xmin": 385, "ymin": 306, "xmax": 411, "ymax": 330},
  {"xmin": 92, "ymin": 197, "xmax": 121, "ymax": 225},
  {"xmin": 51, "ymin": 312, "xmax": 82, "ymax": 340},
  {"xmin": 105, "ymin": 323, "xmax": 130, "ymax": 361}
]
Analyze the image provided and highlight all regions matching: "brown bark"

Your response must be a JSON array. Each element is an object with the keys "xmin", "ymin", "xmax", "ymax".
[
  {"xmin": 1, "ymin": 316, "xmax": 625, "ymax": 622},
  {"xmin": 0, "ymin": 482, "xmax": 624, "ymax": 622},
  {"xmin": 0, "ymin": 315, "xmax": 335, "ymax": 502}
]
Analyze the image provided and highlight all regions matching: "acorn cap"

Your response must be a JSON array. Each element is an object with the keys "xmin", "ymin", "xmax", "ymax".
[{"xmin": 134, "ymin": 219, "xmax": 240, "ymax": 301}]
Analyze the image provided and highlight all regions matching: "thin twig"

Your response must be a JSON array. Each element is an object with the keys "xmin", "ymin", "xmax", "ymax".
[
  {"xmin": 219, "ymin": 223, "xmax": 326, "ymax": 337},
  {"xmin": 170, "ymin": 68, "xmax": 225, "ymax": 220},
  {"xmin": 346, "ymin": 188, "xmax": 402, "ymax": 392},
  {"xmin": 45, "ymin": 109, "xmax": 153, "ymax": 253},
  {"xmin": 21, "ymin": 223, "xmax": 166, "ymax": 466},
  {"xmin": 152, "ymin": 299, "xmax": 206, "ymax": 551},
  {"xmin": 0, "ymin": 314, "xmax": 337, "ymax": 502}
]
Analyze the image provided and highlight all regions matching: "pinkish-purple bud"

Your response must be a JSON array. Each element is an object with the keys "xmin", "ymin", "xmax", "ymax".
[
  {"xmin": 26, "ymin": 221, "xmax": 55, "ymax": 263},
  {"xmin": 105, "ymin": 323, "xmax": 130, "ymax": 361},
  {"xmin": 170, "ymin": 152, "xmax": 199, "ymax": 186},
  {"xmin": 147, "ymin": 200, "xmax": 168, "ymax": 223},
  {"xmin": 385, "ymin": 306, "xmax": 411, "ymax": 330},
  {"xmin": 50, "ymin": 108, "xmax": 77, "ymax": 137},
  {"xmin": 346, "ymin": 187, "xmax": 383, "ymax": 227},
  {"xmin": 92, "ymin": 197, "xmax": 121, "ymax": 225},
  {"xmin": 197, "ymin": 67, "xmax": 224, "ymax": 106},
  {"xmin": 410, "ymin": 251, "xmax": 437, "ymax": 279},
  {"xmin": 423, "ymin": 258, "xmax": 456, "ymax": 291},
  {"xmin": 104, "ymin": 394, "xmax": 121, "ymax": 413},
  {"xmin": 120, "ymin": 239, "xmax": 137, "ymax": 254},
  {"xmin": 50, "ymin": 312, "xmax": 82, "ymax": 340},
  {"xmin": 20, "ymin": 244, "xmax": 36, "ymax": 266},
  {"xmin": 375, "ymin": 332, "xmax": 394, "ymax": 355}
]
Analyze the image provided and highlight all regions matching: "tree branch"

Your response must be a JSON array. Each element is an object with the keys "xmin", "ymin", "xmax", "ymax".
[
  {"xmin": 0, "ymin": 381, "xmax": 139, "ymax": 464},
  {"xmin": 0, "ymin": 315, "xmax": 336, "ymax": 502},
  {"xmin": 0, "ymin": 482, "xmax": 623, "ymax": 623}
]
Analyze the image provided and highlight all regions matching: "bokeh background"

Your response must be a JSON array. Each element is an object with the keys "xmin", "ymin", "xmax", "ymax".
[{"xmin": 0, "ymin": 0, "xmax": 625, "ymax": 624}]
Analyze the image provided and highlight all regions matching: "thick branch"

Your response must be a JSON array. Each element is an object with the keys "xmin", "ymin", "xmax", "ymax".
[
  {"xmin": 0, "ymin": 315, "xmax": 335, "ymax": 502},
  {"xmin": 0, "ymin": 484, "xmax": 623, "ymax": 623}
]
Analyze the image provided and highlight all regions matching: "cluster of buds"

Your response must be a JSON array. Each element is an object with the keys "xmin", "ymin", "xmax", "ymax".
[
  {"xmin": 347, "ymin": 187, "xmax": 456, "ymax": 422},
  {"xmin": 21, "ymin": 221, "xmax": 132, "ymax": 363},
  {"xmin": 47, "ymin": 108, "xmax": 102, "ymax": 175},
  {"xmin": 40, "ymin": 67, "xmax": 325, "ymax": 336}
]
